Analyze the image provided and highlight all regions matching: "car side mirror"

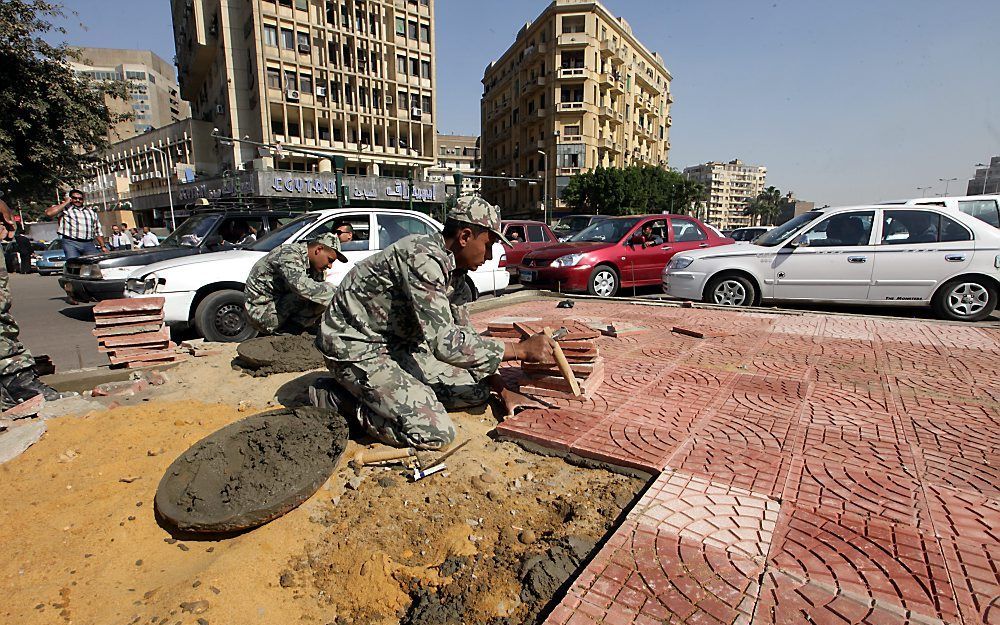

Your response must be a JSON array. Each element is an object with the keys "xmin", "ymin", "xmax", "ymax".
[{"xmin": 790, "ymin": 234, "xmax": 809, "ymax": 248}]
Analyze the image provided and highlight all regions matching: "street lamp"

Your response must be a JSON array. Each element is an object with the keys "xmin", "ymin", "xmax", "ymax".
[
  {"xmin": 917, "ymin": 186, "xmax": 933, "ymax": 198},
  {"xmin": 939, "ymin": 177, "xmax": 958, "ymax": 196},
  {"xmin": 537, "ymin": 149, "xmax": 548, "ymax": 225},
  {"xmin": 974, "ymin": 163, "xmax": 990, "ymax": 195},
  {"xmin": 149, "ymin": 146, "xmax": 176, "ymax": 231}
]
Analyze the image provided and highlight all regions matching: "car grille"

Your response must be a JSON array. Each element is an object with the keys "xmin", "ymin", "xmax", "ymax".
[
  {"xmin": 64, "ymin": 265, "xmax": 81, "ymax": 276},
  {"xmin": 524, "ymin": 259, "xmax": 537, "ymax": 268}
]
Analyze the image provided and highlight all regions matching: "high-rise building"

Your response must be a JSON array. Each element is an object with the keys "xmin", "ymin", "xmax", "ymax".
[
  {"xmin": 70, "ymin": 47, "xmax": 191, "ymax": 141},
  {"xmin": 171, "ymin": 0, "xmax": 436, "ymax": 178},
  {"xmin": 480, "ymin": 0, "xmax": 672, "ymax": 219},
  {"xmin": 426, "ymin": 134, "xmax": 481, "ymax": 196},
  {"xmin": 968, "ymin": 156, "xmax": 1000, "ymax": 195},
  {"xmin": 683, "ymin": 159, "xmax": 767, "ymax": 230}
]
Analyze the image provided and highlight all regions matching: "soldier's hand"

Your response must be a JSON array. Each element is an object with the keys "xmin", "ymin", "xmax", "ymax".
[{"xmin": 516, "ymin": 334, "xmax": 557, "ymax": 363}]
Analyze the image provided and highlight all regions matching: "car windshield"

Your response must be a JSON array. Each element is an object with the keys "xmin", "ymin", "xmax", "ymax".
[
  {"xmin": 554, "ymin": 216, "xmax": 592, "ymax": 231},
  {"xmin": 47, "ymin": 240, "xmax": 62, "ymax": 251},
  {"xmin": 569, "ymin": 217, "xmax": 641, "ymax": 243},
  {"xmin": 248, "ymin": 214, "xmax": 319, "ymax": 252},
  {"xmin": 754, "ymin": 212, "xmax": 823, "ymax": 247},
  {"xmin": 160, "ymin": 215, "xmax": 222, "ymax": 248}
]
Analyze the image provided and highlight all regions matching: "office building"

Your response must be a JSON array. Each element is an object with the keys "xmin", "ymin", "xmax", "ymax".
[
  {"xmin": 968, "ymin": 156, "xmax": 1000, "ymax": 195},
  {"xmin": 71, "ymin": 47, "xmax": 191, "ymax": 141},
  {"xmin": 480, "ymin": 0, "xmax": 673, "ymax": 218},
  {"xmin": 171, "ymin": 0, "xmax": 436, "ymax": 178},
  {"xmin": 683, "ymin": 159, "xmax": 767, "ymax": 230},
  {"xmin": 427, "ymin": 134, "xmax": 481, "ymax": 196}
]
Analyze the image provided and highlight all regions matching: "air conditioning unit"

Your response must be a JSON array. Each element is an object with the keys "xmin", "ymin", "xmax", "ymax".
[
  {"xmin": 411, "ymin": 107, "xmax": 422, "ymax": 118},
  {"xmin": 298, "ymin": 43, "xmax": 311, "ymax": 53},
  {"xmin": 215, "ymin": 104, "xmax": 225, "ymax": 114},
  {"xmin": 286, "ymin": 89, "xmax": 300, "ymax": 101},
  {"xmin": 316, "ymin": 86, "xmax": 327, "ymax": 97},
  {"xmin": 385, "ymin": 95, "xmax": 393, "ymax": 105}
]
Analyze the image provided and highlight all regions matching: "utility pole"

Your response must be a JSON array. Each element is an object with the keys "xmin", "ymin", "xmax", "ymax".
[
  {"xmin": 537, "ymin": 149, "xmax": 548, "ymax": 225},
  {"xmin": 149, "ymin": 146, "xmax": 176, "ymax": 230},
  {"xmin": 939, "ymin": 177, "xmax": 958, "ymax": 196}
]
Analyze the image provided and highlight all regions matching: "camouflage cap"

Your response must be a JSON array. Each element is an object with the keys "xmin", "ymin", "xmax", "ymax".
[
  {"xmin": 447, "ymin": 195, "xmax": 512, "ymax": 246},
  {"xmin": 311, "ymin": 233, "xmax": 349, "ymax": 263}
]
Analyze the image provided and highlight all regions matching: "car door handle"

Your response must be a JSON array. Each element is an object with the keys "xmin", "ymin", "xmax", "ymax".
[
  {"xmin": 698, "ymin": 243, "xmax": 709, "ymax": 248},
  {"xmin": 945, "ymin": 254, "xmax": 966, "ymax": 262},
  {"xmin": 660, "ymin": 245, "xmax": 672, "ymax": 250},
  {"xmin": 847, "ymin": 256, "xmax": 867, "ymax": 263}
]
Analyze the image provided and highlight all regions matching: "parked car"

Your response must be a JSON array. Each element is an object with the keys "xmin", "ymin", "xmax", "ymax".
[
  {"xmin": 125, "ymin": 208, "xmax": 511, "ymax": 342},
  {"xmin": 551, "ymin": 214, "xmax": 608, "ymax": 241},
  {"xmin": 517, "ymin": 214, "xmax": 733, "ymax": 297},
  {"xmin": 32, "ymin": 239, "xmax": 65, "ymax": 275},
  {"xmin": 729, "ymin": 226, "xmax": 772, "ymax": 242},
  {"xmin": 501, "ymin": 219, "xmax": 559, "ymax": 278},
  {"xmin": 879, "ymin": 194, "xmax": 1000, "ymax": 230},
  {"xmin": 662, "ymin": 203, "xmax": 1000, "ymax": 321},
  {"xmin": 59, "ymin": 210, "xmax": 296, "ymax": 302}
]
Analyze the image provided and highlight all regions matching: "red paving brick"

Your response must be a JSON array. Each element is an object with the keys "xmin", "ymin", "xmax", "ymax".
[{"xmin": 473, "ymin": 300, "xmax": 999, "ymax": 623}]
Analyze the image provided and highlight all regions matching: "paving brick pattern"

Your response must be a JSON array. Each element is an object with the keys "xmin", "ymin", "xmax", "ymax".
[{"xmin": 474, "ymin": 301, "xmax": 999, "ymax": 624}]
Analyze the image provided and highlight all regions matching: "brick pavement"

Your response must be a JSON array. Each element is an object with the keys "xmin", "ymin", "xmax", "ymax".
[{"xmin": 475, "ymin": 300, "xmax": 1000, "ymax": 624}]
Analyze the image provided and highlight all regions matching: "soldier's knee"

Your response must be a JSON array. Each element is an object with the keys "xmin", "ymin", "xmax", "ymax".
[{"xmin": 437, "ymin": 382, "xmax": 490, "ymax": 411}]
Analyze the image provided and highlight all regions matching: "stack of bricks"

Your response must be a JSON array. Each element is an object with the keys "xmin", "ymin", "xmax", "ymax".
[
  {"xmin": 92, "ymin": 297, "xmax": 187, "ymax": 368},
  {"xmin": 486, "ymin": 319, "xmax": 605, "ymax": 401}
]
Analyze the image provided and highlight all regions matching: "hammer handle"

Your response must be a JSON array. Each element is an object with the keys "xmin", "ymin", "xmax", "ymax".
[
  {"xmin": 353, "ymin": 447, "xmax": 416, "ymax": 466},
  {"xmin": 543, "ymin": 327, "xmax": 582, "ymax": 396}
]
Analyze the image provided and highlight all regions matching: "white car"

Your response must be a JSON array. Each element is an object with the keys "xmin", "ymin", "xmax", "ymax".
[
  {"xmin": 663, "ymin": 203, "xmax": 1000, "ymax": 322},
  {"xmin": 728, "ymin": 226, "xmax": 772, "ymax": 243},
  {"xmin": 126, "ymin": 208, "xmax": 511, "ymax": 341},
  {"xmin": 881, "ymin": 194, "xmax": 1000, "ymax": 230}
]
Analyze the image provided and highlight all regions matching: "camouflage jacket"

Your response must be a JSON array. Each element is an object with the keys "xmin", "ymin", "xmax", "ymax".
[
  {"xmin": 317, "ymin": 232, "xmax": 503, "ymax": 377},
  {"xmin": 245, "ymin": 241, "xmax": 336, "ymax": 316}
]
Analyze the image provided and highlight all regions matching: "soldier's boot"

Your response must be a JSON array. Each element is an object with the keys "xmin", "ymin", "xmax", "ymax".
[
  {"xmin": 308, "ymin": 376, "xmax": 358, "ymax": 416},
  {"xmin": 1, "ymin": 370, "xmax": 75, "ymax": 405}
]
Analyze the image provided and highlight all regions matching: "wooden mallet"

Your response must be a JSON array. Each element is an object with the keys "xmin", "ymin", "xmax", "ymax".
[{"xmin": 543, "ymin": 326, "xmax": 582, "ymax": 397}]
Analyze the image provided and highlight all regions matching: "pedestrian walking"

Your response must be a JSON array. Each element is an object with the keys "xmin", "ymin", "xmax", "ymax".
[
  {"xmin": 109, "ymin": 225, "xmax": 132, "ymax": 251},
  {"xmin": 15, "ymin": 230, "xmax": 32, "ymax": 274},
  {"xmin": 138, "ymin": 226, "xmax": 159, "ymax": 248},
  {"xmin": 44, "ymin": 190, "xmax": 108, "ymax": 259},
  {"xmin": 120, "ymin": 223, "xmax": 135, "ymax": 249}
]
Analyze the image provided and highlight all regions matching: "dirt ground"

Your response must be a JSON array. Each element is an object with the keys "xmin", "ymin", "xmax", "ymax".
[{"xmin": 0, "ymin": 344, "xmax": 644, "ymax": 625}]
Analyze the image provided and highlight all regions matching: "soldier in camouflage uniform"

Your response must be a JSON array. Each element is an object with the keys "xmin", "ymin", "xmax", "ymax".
[
  {"xmin": 0, "ymin": 198, "xmax": 70, "ymax": 410},
  {"xmin": 312, "ymin": 196, "xmax": 557, "ymax": 450},
  {"xmin": 244, "ymin": 232, "xmax": 348, "ymax": 335}
]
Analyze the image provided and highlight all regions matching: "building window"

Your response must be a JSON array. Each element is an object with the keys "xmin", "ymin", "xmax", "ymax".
[
  {"xmin": 266, "ymin": 67, "xmax": 281, "ymax": 89},
  {"xmin": 294, "ymin": 0, "xmax": 307, "ymax": 9},
  {"xmin": 419, "ymin": 23, "xmax": 430, "ymax": 43},
  {"xmin": 395, "ymin": 16, "xmax": 405, "ymax": 36},
  {"xmin": 263, "ymin": 24, "xmax": 278, "ymax": 47},
  {"xmin": 330, "ymin": 81, "xmax": 341, "ymax": 102},
  {"xmin": 409, "ymin": 57, "xmax": 419, "ymax": 76},
  {"xmin": 557, "ymin": 143, "xmax": 585, "ymax": 168},
  {"xmin": 297, "ymin": 31, "xmax": 310, "ymax": 49},
  {"xmin": 421, "ymin": 95, "xmax": 431, "ymax": 113},
  {"xmin": 287, "ymin": 121, "xmax": 300, "ymax": 137},
  {"xmin": 396, "ymin": 54, "xmax": 407, "ymax": 75},
  {"xmin": 271, "ymin": 119, "xmax": 284, "ymax": 136},
  {"xmin": 561, "ymin": 15, "xmax": 585, "ymax": 34},
  {"xmin": 407, "ymin": 20, "xmax": 418, "ymax": 39},
  {"xmin": 398, "ymin": 89, "xmax": 408, "ymax": 108},
  {"xmin": 300, "ymin": 73, "xmax": 313, "ymax": 93},
  {"xmin": 420, "ymin": 59, "xmax": 430, "ymax": 79},
  {"xmin": 280, "ymin": 28, "xmax": 294, "ymax": 49},
  {"xmin": 283, "ymin": 70, "xmax": 296, "ymax": 90}
]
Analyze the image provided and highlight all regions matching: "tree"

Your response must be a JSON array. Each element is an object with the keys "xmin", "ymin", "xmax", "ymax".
[
  {"xmin": 744, "ymin": 185, "xmax": 786, "ymax": 226},
  {"xmin": 563, "ymin": 166, "xmax": 706, "ymax": 216},
  {"xmin": 0, "ymin": 1, "xmax": 131, "ymax": 204}
]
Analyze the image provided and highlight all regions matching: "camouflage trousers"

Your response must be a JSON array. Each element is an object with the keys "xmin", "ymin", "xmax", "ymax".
[
  {"xmin": 0, "ymin": 269, "xmax": 35, "ymax": 378},
  {"xmin": 326, "ymin": 344, "xmax": 490, "ymax": 450},
  {"xmin": 247, "ymin": 293, "xmax": 327, "ymax": 335}
]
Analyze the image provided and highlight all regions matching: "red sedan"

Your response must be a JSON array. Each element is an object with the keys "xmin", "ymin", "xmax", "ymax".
[
  {"xmin": 501, "ymin": 220, "xmax": 559, "ymax": 278},
  {"xmin": 517, "ymin": 214, "xmax": 733, "ymax": 297}
]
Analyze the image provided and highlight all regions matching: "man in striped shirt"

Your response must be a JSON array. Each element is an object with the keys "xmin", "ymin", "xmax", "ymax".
[{"xmin": 44, "ymin": 189, "xmax": 109, "ymax": 259}]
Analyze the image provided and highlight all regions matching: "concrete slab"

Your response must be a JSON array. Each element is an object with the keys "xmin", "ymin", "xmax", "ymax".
[{"xmin": 0, "ymin": 419, "xmax": 46, "ymax": 464}]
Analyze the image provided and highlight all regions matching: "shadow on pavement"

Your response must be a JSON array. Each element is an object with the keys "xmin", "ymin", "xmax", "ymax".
[{"xmin": 58, "ymin": 305, "xmax": 95, "ymax": 323}]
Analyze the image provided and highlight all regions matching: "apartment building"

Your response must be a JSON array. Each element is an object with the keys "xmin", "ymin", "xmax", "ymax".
[
  {"xmin": 683, "ymin": 159, "xmax": 767, "ymax": 230},
  {"xmin": 171, "ymin": 0, "xmax": 436, "ymax": 179},
  {"xmin": 71, "ymin": 47, "xmax": 191, "ymax": 141},
  {"xmin": 426, "ymin": 134, "xmax": 481, "ymax": 196},
  {"xmin": 480, "ymin": 0, "xmax": 672, "ymax": 219},
  {"xmin": 967, "ymin": 156, "xmax": 1000, "ymax": 195}
]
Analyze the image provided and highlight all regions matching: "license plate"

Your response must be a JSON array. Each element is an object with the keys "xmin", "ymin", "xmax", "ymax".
[{"xmin": 520, "ymin": 270, "xmax": 536, "ymax": 282}]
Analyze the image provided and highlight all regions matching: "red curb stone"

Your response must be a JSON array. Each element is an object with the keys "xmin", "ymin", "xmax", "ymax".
[
  {"xmin": 98, "ymin": 326, "xmax": 171, "ymax": 348},
  {"xmin": 93, "ymin": 312, "xmax": 164, "ymax": 326},
  {"xmin": 93, "ymin": 297, "xmax": 165, "ymax": 315},
  {"xmin": 91, "ymin": 321, "xmax": 164, "ymax": 337}
]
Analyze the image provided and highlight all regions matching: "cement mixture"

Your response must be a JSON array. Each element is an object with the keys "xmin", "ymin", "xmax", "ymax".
[
  {"xmin": 0, "ymin": 345, "xmax": 644, "ymax": 625},
  {"xmin": 234, "ymin": 334, "xmax": 325, "ymax": 377},
  {"xmin": 155, "ymin": 407, "xmax": 349, "ymax": 533}
]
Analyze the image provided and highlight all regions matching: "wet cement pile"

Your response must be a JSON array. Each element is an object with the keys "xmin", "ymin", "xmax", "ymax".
[
  {"xmin": 155, "ymin": 406, "xmax": 348, "ymax": 532},
  {"xmin": 233, "ymin": 334, "xmax": 325, "ymax": 377}
]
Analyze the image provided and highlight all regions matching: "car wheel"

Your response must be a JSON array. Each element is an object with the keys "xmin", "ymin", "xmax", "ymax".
[
  {"xmin": 704, "ymin": 274, "xmax": 757, "ymax": 307},
  {"xmin": 932, "ymin": 277, "xmax": 998, "ymax": 322},
  {"xmin": 588, "ymin": 265, "xmax": 619, "ymax": 297},
  {"xmin": 194, "ymin": 289, "xmax": 258, "ymax": 342}
]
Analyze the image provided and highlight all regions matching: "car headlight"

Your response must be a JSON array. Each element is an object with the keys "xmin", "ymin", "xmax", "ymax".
[
  {"xmin": 667, "ymin": 257, "xmax": 694, "ymax": 272},
  {"xmin": 126, "ymin": 274, "xmax": 161, "ymax": 294},
  {"xmin": 550, "ymin": 253, "xmax": 584, "ymax": 268},
  {"xmin": 80, "ymin": 265, "xmax": 103, "ymax": 279}
]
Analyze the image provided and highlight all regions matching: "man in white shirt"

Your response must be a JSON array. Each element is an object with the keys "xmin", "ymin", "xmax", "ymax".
[{"xmin": 139, "ymin": 227, "xmax": 159, "ymax": 248}]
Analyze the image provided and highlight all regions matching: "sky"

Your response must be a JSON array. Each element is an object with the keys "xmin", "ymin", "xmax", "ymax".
[{"xmin": 53, "ymin": 0, "xmax": 1000, "ymax": 206}]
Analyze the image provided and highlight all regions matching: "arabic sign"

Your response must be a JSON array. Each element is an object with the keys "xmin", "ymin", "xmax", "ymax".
[
  {"xmin": 175, "ymin": 174, "xmax": 257, "ymax": 203},
  {"xmin": 260, "ymin": 173, "xmax": 444, "ymax": 203}
]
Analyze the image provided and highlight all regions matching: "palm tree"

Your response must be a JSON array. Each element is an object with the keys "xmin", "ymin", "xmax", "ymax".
[{"xmin": 744, "ymin": 186, "xmax": 784, "ymax": 226}]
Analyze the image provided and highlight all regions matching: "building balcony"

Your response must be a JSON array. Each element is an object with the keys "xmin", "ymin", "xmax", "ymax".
[
  {"xmin": 599, "ymin": 39, "xmax": 624, "ymax": 62},
  {"xmin": 556, "ymin": 101, "xmax": 585, "ymax": 113},
  {"xmin": 560, "ymin": 134, "xmax": 583, "ymax": 143},
  {"xmin": 557, "ymin": 166, "xmax": 582, "ymax": 176},
  {"xmin": 665, "ymin": 115, "xmax": 672, "ymax": 127},
  {"xmin": 556, "ymin": 67, "xmax": 587, "ymax": 80},
  {"xmin": 635, "ymin": 71, "xmax": 656, "ymax": 90},
  {"xmin": 557, "ymin": 32, "xmax": 592, "ymax": 47},
  {"xmin": 521, "ymin": 75, "xmax": 545, "ymax": 94},
  {"xmin": 665, "ymin": 91, "xmax": 674, "ymax": 104}
]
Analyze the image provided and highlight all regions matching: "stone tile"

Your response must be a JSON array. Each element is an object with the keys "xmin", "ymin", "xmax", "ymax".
[
  {"xmin": 938, "ymin": 534, "xmax": 1000, "ymax": 625},
  {"xmin": 493, "ymin": 407, "xmax": 601, "ymax": 452},
  {"xmin": 92, "ymin": 296, "xmax": 164, "ymax": 315},
  {"xmin": 667, "ymin": 438, "xmax": 793, "ymax": 498},
  {"xmin": 923, "ymin": 482, "xmax": 1000, "ymax": 546},
  {"xmin": 570, "ymin": 415, "xmax": 683, "ymax": 473}
]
